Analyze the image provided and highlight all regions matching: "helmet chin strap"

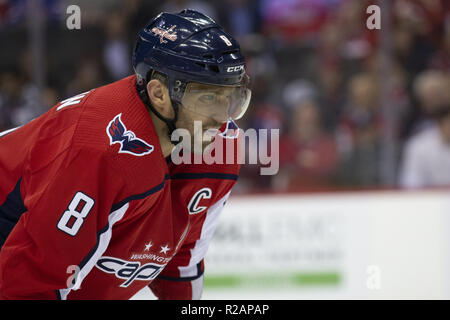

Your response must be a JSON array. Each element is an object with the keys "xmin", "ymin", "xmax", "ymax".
[{"xmin": 136, "ymin": 84, "xmax": 179, "ymax": 144}]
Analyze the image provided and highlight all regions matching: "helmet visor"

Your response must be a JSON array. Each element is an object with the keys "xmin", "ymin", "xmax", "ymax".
[{"xmin": 180, "ymin": 75, "xmax": 251, "ymax": 122}]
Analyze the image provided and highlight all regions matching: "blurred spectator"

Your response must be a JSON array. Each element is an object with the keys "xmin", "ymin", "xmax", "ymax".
[
  {"xmin": 282, "ymin": 79, "xmax": 317, "ymax": 110},
  {"xmin": 336, "ymin": 0, "xmax": 374, "ymax": 62},
  {"xmin": 218, "ymin": 0, "xmax": 259, "ymax": 37},
  {"xmin": 0, "ymin": 69, "xmax": 56, "ymax": 130},
  {"xmin": 393, "ymin": 0, "xmax": 449, "ymax": 78},
  {"xmin": 0, "ymin": 72, "xmax": 23, "ymax": 130},
  {"xmin": 103, "ymin": 11, "xmax": 131, "ymax": 80},
  {"xmin": 236, "ymin": 102, "xmax": 284, "ymax": 193},
  {"xmin": 408, "ymin": 70, "xmax": 450, "ymax": 135},
  {"xmin": 161, "ymin": 0, "xmax": 217, "ymax": 20},
  {"xmin": 260, "ymin": 0, "xmax": 336, "ymax": 44},
  {"xmin": 243, "ymin": 45, "xmax": 278, "ymax": 107},
  {"xmin": 336, "ymin": 72, "xmax": 382, "ymax": 186},
  {"xmin": 60, "ymin": 0, "xmax": 123, "ymax": 26},
  {"xmin": 40, "ymin": 86, "xmax": 58, "ymax": 110},
  {"xmin": 0, "ymin": 0, "xmax": 27, "ymax": 26},
  {"xmin": 0, "ymin": 0, "xmax": 63, "ymax": 27},
  {"xmin": 275, "ymin": 100, "xmax": 338, "ymax": 191},
  {"xmin": 399, "ymin": 104, "xmax": 450, "ymax": 188},
  {"xmin": 399, "ymin": 68, "xmax": 450, "ymax": 189},
  {"xmin": 317, "ymin": 64, "xmax": 345, "ymax": 131},
  {"xmin": 429, "ymin": 18, "xmax": 450, "ymax": 71},
  {"xmin": 315, "ymin": 19, "xmax": 346, "ymax": 130},
  {"xmin": 65, "ymin": 58, "xmax": 104, "ymax": 97}
]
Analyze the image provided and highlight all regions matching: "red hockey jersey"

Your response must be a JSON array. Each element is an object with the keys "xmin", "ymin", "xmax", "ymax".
[{"xmin": 0, "ymin": 75, "xmax": 240, "ymax": 300}]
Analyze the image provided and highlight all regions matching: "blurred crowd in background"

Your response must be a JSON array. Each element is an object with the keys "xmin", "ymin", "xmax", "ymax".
[{"xmin": 0, "ymin": 0, "xmax": 449, "ymax": 193}]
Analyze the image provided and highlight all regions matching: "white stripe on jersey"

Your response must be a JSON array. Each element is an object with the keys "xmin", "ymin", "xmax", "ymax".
[
  {"xmin": 58, "ymin": 202, "xmax": 130, "ymax": 300},
  {"xmin": 178, "ymin": 191, "xmax": 230, "ymax": 280},
  {"xmin": 0, "ymin": 125, "xmax": 21, "ymax": 137},
  {"xmin": 191, "ymin": 275, "xmax": 204, "ymax": 300}
]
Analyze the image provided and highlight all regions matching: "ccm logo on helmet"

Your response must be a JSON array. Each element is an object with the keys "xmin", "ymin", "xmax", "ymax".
[
  {"xmin": 188, "ymin": 188, "xmax": 212, "ymax": 214},
  {"xmin": 227, "ymin": 65, "xmax": 244, "ymax": 73}
]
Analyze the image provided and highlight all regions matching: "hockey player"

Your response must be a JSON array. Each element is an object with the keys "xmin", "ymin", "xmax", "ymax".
[{"xmin": 0, "ymin": 9, "xmax": 251, "ymax": 299}]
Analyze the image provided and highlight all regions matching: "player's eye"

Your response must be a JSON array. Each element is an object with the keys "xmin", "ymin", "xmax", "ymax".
[{"xmin": 199, "ymin": 94, "xmax": 216, "ymax": 103}]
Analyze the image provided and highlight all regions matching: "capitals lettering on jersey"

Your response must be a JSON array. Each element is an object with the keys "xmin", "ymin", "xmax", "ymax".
[
  {"xmin": 56, "ymin": 91, "xmax": 91, "ymax": 111},
  {"xmin": 96, "ymin": 257, "xmax": 165, "ymax": 287},
  {"xmin": 129, "ymin": 240, "xmax": 173, "ymax": 263}
]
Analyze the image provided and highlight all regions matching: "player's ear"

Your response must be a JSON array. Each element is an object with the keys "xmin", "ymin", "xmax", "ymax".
[{"xmin": 146, "ymin": 79, "xmax": 175, "ymax": 119}]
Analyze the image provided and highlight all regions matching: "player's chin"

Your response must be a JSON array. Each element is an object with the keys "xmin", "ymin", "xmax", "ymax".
[{"xmin": 188, "ymin": 139, "xmax": 214, "ymax": 155}]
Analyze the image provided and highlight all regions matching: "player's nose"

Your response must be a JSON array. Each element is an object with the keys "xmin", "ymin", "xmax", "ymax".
[{"xmin": 207, "ymin": 119, "xmax": 225, "ymax": 130}]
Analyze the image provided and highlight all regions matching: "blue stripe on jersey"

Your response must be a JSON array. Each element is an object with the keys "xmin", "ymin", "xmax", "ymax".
[
  {"xmin": 57, "ymin": 218, "xmax": 114, "ymax": 300},
  {"xmin": 170, "ymin": 172, "xmax": 238, "ymax": 181},
  {"xmin": 0, "ymin": 178, "xmax": 28, "ymax": 250},
  {"xmin": 157, "ymin": 261, "xmax": 204, "ymax": 282},
  {"xmin": 77, "ymin": 221, "xmax": 111, "ymax": 270},
  {"xmin": 110, "ymin": 174, "xmax": 170, "ymax": 212}
]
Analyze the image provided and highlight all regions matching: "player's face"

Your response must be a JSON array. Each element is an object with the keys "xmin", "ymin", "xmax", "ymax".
[
  {"xmin": 173, "ymin": 79, "xmax": 250, "ymax": 153},
  {"xmin": 175, "ymin": 103, "xmax": 225, "ymax": 153},
  {"xmin": 179, "ymin": 77, "xmax": 251, "ymax": 122},
  {"xmin": 181, "ymin": 85, "xmax": 235, "ymax": 122}
]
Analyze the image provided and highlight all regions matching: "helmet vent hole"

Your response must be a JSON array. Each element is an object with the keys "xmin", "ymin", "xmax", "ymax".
[
  {"xmin": 208, "ymin": 65, "xmax": 220, "ymax": 73},
  {"xmin": 222, "ymin": 50, "xmax": 239, "ymax": 55},
  {"xmin": 195, "ymin": 62, "xmax": 206, "ymax": 69}
]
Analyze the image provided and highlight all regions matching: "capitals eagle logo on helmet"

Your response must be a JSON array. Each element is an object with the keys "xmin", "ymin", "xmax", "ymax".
[{"xmin": 107, "ymin": 114, "xmax": 154, "ymax": 156}]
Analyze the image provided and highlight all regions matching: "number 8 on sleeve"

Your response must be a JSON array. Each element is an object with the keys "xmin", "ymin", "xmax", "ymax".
[{"xmin": 57, "ymin": 192, "xmax": 95, "ymax": 236}]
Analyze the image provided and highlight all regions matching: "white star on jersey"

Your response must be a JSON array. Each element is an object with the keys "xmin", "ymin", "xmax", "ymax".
[
  {"xmin": 160, "ymin": 244, "xmax": 170, "ymax": 254},
  {"xmin": 144, "ymin": 241, "xmax": 153, "ymax": 251}
]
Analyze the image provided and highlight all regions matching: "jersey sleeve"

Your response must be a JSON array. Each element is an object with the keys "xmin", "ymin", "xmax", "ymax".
[
  {"xmin": 148, "ymin": 191, "xmax": 230, "ymax": 300},
  {"xmin": 0, "ymin": 144, "xmax": 125, "ymax": 300}
]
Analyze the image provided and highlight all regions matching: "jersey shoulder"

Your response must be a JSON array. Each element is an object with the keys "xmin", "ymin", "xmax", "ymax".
[{"xmin": 57, "ymin": 76, "xmax": 167, "ymax": 196}]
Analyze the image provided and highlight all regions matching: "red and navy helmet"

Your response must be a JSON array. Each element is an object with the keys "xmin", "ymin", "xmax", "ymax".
[{"xmin": 132, "ymin": 9, "xmax": 248, "ymax": 104}]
